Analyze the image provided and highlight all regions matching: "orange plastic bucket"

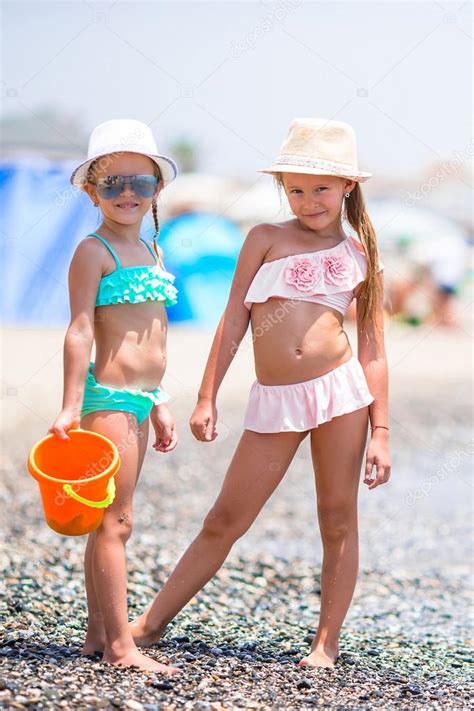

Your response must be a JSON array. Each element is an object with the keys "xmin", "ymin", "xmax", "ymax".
[{"xmin": 28, "ymin": 428, "xmax": 121, "ymax": 536}]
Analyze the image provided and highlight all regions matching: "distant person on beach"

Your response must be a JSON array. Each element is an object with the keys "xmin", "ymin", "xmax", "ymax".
[
  {"xmin": 48, "ymin": 119, "xmax": 180, "ymax": 674},
  {"xmin": 131, "ymin": 119, "xmax": 392, "ymax": 668},
  {"xmin": 387, "ymin": 231, "xmax": 468, "ymax": 328}
]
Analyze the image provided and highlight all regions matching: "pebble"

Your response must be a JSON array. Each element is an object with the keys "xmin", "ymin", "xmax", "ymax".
[
  {"xmin": 150, "ymin": 681, "xmax": 174, "ymax": 691},
  {"xmin": 2, "ymin": 391, "xmax": 471, "ymax": 709}
]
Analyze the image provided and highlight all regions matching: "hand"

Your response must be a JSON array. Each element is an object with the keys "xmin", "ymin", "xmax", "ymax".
[
  {"xmin": 189, "ymin": 398, "xmax": 218, "ymax": 442},
  {"xmin": 364, "ymin": 430, "xmax": 391, "ymax": 490},
  {"xmin": 48, "ymin": 409, "xmax": 81, "ymax": 441},
  {"xmin": 150, "ymin": 403, "xmax": 178, "ymax": 453}
]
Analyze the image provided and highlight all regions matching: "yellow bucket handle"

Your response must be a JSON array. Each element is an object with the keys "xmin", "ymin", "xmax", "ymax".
[{"xmin": 62, "ymin": 477, "xmax": 116, "ymax": 509}]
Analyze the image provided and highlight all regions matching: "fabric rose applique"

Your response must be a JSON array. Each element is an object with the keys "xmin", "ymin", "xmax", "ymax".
[
  {"xmin": 284, "ymin": 258, "xmax": 322, "ymax": 292},
  {"xmin": 322, "ymin": 254, "xmax": 354, "ymax": 286}
]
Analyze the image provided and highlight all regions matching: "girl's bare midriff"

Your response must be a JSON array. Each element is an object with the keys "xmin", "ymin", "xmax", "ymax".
[
  {"xmin": 251, "ymin": 298, "xmax": 352, "ymax": 385},
  {"xmin": 92, "ymin": 301, "xmax": 168, "ymax": 391}
]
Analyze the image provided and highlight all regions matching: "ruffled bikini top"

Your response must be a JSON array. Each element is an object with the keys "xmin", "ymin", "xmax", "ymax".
[
  {"xmin": 89, "ymin": 232, "xmax": 178, "ymax": 308},
  {"xmin": 244, "ymin": 233, "xmax": 384, "ymax": 318}
]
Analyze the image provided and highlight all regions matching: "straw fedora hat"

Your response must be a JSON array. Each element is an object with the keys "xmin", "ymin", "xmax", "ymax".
[
  {"xmin": 70, "ymin": 119, "xmax": 178, "ymax": 189},
  {"xmin": 259, "ymin": 118, "xmax": 372, "ymax": 182}
]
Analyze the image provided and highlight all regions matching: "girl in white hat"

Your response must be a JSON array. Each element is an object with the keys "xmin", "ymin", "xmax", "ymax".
[
  {"xmin": 132, "ymin": 118, "xmax": 391, "ymax": 669},
  {"xmin": 48, "ymin": 119, "xmax": 179, "ymax": 674}
]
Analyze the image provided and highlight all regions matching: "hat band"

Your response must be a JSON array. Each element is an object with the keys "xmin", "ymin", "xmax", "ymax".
[{"xmin": 273, "ymin": 154, "xmax": 361, "ymax": 174}]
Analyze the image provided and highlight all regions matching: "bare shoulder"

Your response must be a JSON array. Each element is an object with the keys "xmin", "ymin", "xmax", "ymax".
[
  {"xmin": 75, "ymin": 236, "xmax": 107, "ymax": 259},
  {"xmin": 243, "ymin": 222, "xmax": 283, "ymax": 258},
  {"xmin": 245, "ymin": 221, "xmax": 277, "ymax": 241},
  {"xmin": 250, "ymin": 220, "xmax": 294, "ymax": 235},
  {"xmin": 226, "ymin": 223, "xmax": 277, "ymax": 302},
  {"xmin": 70, "ymin": 237, "xmax": 108, "ymax": 278}
]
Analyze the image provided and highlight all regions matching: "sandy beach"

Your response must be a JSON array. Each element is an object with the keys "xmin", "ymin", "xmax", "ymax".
[{"xmin": 1, "ymin": 316, "xmax": 473, "ymax": 709}]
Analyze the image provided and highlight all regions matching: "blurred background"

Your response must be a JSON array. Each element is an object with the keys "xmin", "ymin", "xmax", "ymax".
[
  {"xmin": 0, "ymin": 4, "xmax": 473, "ymax": 704},
  {"xmin": 1, "ymin": 1, "xmax": 472, "ymax": 331}
]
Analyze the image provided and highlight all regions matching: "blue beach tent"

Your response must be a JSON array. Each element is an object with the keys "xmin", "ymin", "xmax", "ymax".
[
  {"xmin": 157, "ymin": 211, "xmax": 244, "ymax": 327},
  {"xmin": 0, "ymin": 159, "xmax": 243, "ymax": 327}
]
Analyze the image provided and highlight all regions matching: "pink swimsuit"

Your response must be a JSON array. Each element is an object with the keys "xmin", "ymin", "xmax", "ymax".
[
  {"xmin": 242, "ymin": 232, "xmax": 384, "ymax": 433},
  {"xmin": 244, "ymin": 233, "xmax": 383, "ymax": 318}
]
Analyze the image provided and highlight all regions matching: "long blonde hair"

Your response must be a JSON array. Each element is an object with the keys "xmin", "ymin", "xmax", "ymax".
[
  {"xmin": 344, "ymin": 182, "xmax": 383, "ymax": 332},
  {"xmin": 275, "ymin": 174, "xmax": 383, "ymax": 332}
]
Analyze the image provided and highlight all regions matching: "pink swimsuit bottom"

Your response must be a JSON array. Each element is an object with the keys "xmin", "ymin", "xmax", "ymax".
[{"xmin": 242, "ymin": 233, "xmax": 383, "ymax": 433}]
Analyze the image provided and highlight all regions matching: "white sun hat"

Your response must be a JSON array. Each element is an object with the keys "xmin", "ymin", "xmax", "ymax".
[
  {"xmin": 70, "ymin": 119, "xmax": 178, "ymax": 188},
  {"xmin": 259, "ymin": 117, "xmax": 372, "ymax": 182}
]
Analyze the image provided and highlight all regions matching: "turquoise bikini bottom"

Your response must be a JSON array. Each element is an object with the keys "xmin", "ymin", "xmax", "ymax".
[{"xmin": 81, "ymin": 362, "xmax": 170, "ymax": 425}]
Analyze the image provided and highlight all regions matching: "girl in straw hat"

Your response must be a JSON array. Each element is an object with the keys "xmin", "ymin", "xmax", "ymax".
[
  {"xmin": 49, "ymin": 119, "xmax": 180, "ymax": 674},
  {"xmin": 132, "ymin": 118, "xmax": 391, "ymax": 668}
]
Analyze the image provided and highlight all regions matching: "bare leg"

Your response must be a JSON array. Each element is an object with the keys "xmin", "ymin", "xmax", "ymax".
[
  {"xmin": 300, "ymin": 405, "xmax": 369, "ymax": 669},
  {"xmin": 81, "ymin": 414, "xmax": 149, "ymax": 654},
  {"xmin": 131, "ymin": 428, "xmax": 308, "ymax": 646},
  {"xmin": 81, "ymin": 530, "xmax": 104, "ymax": 654},
  {"xmin": 79, "ymin": 411, "xmax": 176, "ymax": 674}
]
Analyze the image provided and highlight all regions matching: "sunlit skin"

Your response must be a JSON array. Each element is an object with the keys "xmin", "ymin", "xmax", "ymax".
[
  {"xmin": 251, "ymin": 173, "xmax": 357, "ymax": 385},
  {"xmin": 129, "ymin": 171, "xmax": 390, "ymax": 670},
  {"xmin": 83, "ymin": 152, "xmax": 169, "ymax": 391},
  {"xmin": 50, "ymin": 151, "xmax": 179, "ymax": 674}
]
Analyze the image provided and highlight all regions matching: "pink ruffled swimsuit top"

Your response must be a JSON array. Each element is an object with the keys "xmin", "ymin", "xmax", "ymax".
[{"xmin": 244, "ymin": 233, "xmax": 383, "ymax": 318}]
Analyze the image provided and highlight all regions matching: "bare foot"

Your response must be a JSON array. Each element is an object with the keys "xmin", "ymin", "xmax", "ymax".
[
  {"xmin": 81, "ymin": 637, "xmax": 105, "ymax": 656},
  {"xmin": 299, "ymin": 646, "xmax": 339, "ymax": 669},
  {"xmin": 130, "ymin": 615, "xmax": 166, "ymax": 648},
  {"xmin": 102, "ymin": 648, "xmax": 179, "ymax": 675}
]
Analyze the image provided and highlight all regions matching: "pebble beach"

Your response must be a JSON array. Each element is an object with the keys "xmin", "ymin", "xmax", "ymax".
[{"xmin": 1, "ymin": 318, "xmax": 473, "ymax": 709}]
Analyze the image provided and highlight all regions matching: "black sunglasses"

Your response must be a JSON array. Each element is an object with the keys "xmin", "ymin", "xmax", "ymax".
[{"xmin": 92, "ymin": 174, "xmax": 159, "ymax": 200}]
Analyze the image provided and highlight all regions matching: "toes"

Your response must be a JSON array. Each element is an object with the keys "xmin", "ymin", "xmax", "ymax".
[{"xmin": 298, "ymin": 653, "xmax": 337, "ymax": 669}]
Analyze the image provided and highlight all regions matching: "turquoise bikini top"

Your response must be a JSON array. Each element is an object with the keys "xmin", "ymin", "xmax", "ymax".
[{"xmin": 89, "ymin": 232, "xmax": 178, "ymax": 308}]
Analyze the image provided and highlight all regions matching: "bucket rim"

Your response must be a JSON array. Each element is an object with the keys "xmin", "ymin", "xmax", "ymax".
[{"xmin": 28, "ymin": 428, "xmax": 121, "ymax": 485}]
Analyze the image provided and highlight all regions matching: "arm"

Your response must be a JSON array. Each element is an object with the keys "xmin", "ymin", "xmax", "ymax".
[
  {"xmin": 356, "ymin": 270, "xmax": 391, "ymax": 489},
  {"xmin": 190, "ymin": 224, "xmax": 272, "ymax": 441},
  {"xmin": 49, "ymin": 239, "xmax": 103, "ymax": 439}
]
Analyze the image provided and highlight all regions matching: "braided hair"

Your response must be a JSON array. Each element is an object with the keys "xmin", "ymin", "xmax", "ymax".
[{"xmin": 151, "ymin": 164, "xmax": 166, "ymax": 270}]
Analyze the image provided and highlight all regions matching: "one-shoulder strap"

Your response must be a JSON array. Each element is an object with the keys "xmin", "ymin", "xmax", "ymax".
[
  {"xmin": 140, "ymin": 238, "xmax": 158, "ymax": 263},
  {"xmin": 89, "ymin": 232, "xmax": 121, "ymax": 269}
]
